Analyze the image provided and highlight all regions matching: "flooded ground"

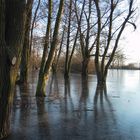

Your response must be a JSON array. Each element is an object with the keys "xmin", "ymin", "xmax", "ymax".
[{"xmin": 7, "ymin": 70, "xmax": 140, "ymax": 140}]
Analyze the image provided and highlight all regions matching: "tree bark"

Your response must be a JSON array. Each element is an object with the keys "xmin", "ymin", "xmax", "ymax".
[
  {"xmin": 0, "ymin": 0, "xmax": 25, "ymax": 138},
  {"xmin": 29, "ymin": 0, "xmax": 40, "ymax": 53},
  {"xmin": 64, "ymin": 0, "xmax": 72, "ymax": 79},
  {"xmin": 52, "ymin": 23, "xmax": 66, "ymax": 73},
  {"xmin": 36, "ymin": 0, "xmax": 52, "ymax": 97},
  {"xmin": 82, "ymin": 57, "xmax": 89, "ymax": 77},
  {"xmin": 19, "ymin": 0, "xmax": 34, "ymax": 84},
  {"xmin": 94, "ymin": 0, "xmax": 102, "ymax": 86},
  {"xmin": 36, "ymin": 0, "xmax": 64, "ymax": 96}
]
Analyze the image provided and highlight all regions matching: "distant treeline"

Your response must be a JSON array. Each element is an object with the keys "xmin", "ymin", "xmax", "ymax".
[{"xmin": 110, "ymin": 65, "xmax": 140, "ymax": 70}]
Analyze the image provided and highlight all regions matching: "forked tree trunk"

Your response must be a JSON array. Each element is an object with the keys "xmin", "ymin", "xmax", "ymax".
[
  {"xmin": 75, "ymin": 0, "xmax": 91, "ymax": 78},
  {"xmin": 94, "ymin": 0, "xmax": 134, "ymax": 87},
  {"xmin": 0, "ymin": 0, "xmax": 25, "ymax": 139}
]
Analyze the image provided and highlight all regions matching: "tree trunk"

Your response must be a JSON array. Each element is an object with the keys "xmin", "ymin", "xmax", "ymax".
[
  {"xmin": 29, "ymin": 0, "xmax": 40, "ymax": 53},
  {"xmin": 82, "ymin": 57, "xmax": 89, "ymax": 77},
  {"xmin": 52, "ymin": 18, "xmax": 67, "ymax": 73},
  {"xmin": 52, "ymin": 50, "xmax": 58, "ymax": 73},
  {"xmin": 36, "ymin": 0, "xmax": 64, "ymax": 96},
  {"xmin": 0, "ymin": 0, "xmax": 25, "ymax": 138},
  {"xmin": 94, "ymin": 0, "xmax": 104, "ymax": 87},
  {"xmin": 96, "ymin": 73, "xmax": 107, "ymax": 87},
  {"xmin": 19, "ymin": 0, "xmax": 34, "ymax": 85},
  {"xmin": 64, "ymin": 0, "xmax": 72, "ymax": 79},
  {"xmin": 36, "ymin": 0, "xmax": 52, "ymax": 97}
]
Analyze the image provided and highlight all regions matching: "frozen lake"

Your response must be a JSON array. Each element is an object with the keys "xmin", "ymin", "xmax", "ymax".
[{"xmin": 7, "ymin": 70, "xmax": 140, "ymax": 140}]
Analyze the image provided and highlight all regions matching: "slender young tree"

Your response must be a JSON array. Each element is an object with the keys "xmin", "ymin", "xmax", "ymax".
[
  {"xmin": 51, "ymin": 20, "xmax": 67, "ymax": 73},
  {"xmin": 0, "ymin": 0, "xmax": 25, "ymax": 138},
  {"xmin": 64, "ymin": 0, "xmax": 72, "ymax": 79},
  {"xmin": 36, "ymin": 0, "xmax": 64, "ymax": 96},
  {"xmin": 30, "ymin": 0, "xmax": 41, "ymax": 53}
]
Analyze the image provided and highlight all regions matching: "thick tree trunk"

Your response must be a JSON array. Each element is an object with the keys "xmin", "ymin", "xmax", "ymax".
[
  {"xmin": 0, "ymin": 0, "xmax": 25, "ymax": 138},
  {"xmin": 96, "ymin": 73, "xmax": 107, "ymax": 87}
]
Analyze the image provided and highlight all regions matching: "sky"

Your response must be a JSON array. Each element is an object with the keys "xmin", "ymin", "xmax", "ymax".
[
  {"xmin": 123, "ymin": 20, "xmax": 140, "ymax": 64},
  {"xmin": 34, "ymin": 0, "xmax": 140, "ymax": 65},
  {"xmin": 121, "ymin": 0, "xmax": 140, "ymax": 64}
]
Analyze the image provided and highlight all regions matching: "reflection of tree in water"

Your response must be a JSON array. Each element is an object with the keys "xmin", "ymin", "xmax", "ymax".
[
  {"xmin": 52, "ymin": 78, "xmax": 74, "ymax": 114},
  {"xmin": 47, "ymin": 76, "xmax": 78, "ymax": 138},
  {"xmin": 93, "ymin": 85, "xmax": 118, "ymax": 139},
  {"xmin": 49, "ymin": 73, "xmax": 59, "ymax": 97},
  {"xmin": 12, "ymin": 73, "xmax": 138, "ymax": 139},
  {"xmin": 36, "ymin": 97, "xmax": 51, "ymax": 139},
  {"xmin": 80, "ymin": 77, "xmax": 89, "ymax": 101},
  {"xmin": 64, "ymin": 79, "xmax": 70, "ymax": 114},
  {"xmin": 75, "ymin": 77, "xmax": 90, "ymax": 136},
  {"xmin": 63, "ymin": 79, "xmax": 74, "ymax": 117},
  {"xmin": 12, "ymin": 84, "xmax": 31, "ymax": 138},
  {"xmin": 77, "ymin": 77, "xmax": 89, "ymax": 119},
  {"xmin": 12, "ymin": 74, "xmax": 123, "ymax": 139},
  {"xmin": 49, "ymin": 78, "xmax": 79, "ymax": 137}
]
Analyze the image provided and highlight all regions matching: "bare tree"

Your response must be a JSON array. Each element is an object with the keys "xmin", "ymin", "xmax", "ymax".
[
  {"xmin": 36, "ymin": 0, "xmax": 64, "ymax": 96},
  {"xmin": 94, "ymin": 0, "xmax": 136, "ymax": 86},
  {"xmin": 64, "ymin": 0, "xmax": 73, "ymax": 78},
  {"xmin": 74, "ymin": 0, "xmax": 97, "ymax": 77}
]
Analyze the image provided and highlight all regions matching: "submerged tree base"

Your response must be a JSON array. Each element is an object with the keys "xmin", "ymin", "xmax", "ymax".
[
  {"xmin": 97, "ymin": 82, "xmax": 106, "ymax": 88},
  {"xmin": 0, "ymin": 131, "xmax": 10, "ymax": 140}
]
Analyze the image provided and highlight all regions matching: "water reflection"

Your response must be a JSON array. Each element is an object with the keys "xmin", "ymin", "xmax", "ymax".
[
  {"xmin": 12, "ymin": 84, "xmax": 32, "ymax": 139},
  {"xmin": 49, "ymin": 74, "xmax": 59, "ymax": 96},
  {"xmin": 9, "ymin": 71, "xmax": 140, "ymax": 140},
  {"xmin": 64, "ymin": 79, "xmax": 70, "ymax": 97},
  {"xmin": 76, "ymin": 77, "xmax": 89, "ymax": 120},
  {"xmin": 94, "ymin": 85, "xmax": 107, "ymax": 105},
  {"xmin": 93, "ymin": 85, "xmax": 118, "ymax": 139},
  {"xmin": 36, "ymin": 97, "xmax": 51, "ymax": 139},
  {"xmin": 80, "ymin": 77, "xmax": 89, "ymax": 100}
]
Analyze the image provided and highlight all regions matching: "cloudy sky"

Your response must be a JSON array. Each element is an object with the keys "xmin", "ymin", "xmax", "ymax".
[{"xmin": 122, "ymin": 0, "xmax": 140, "ymax": 64}]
